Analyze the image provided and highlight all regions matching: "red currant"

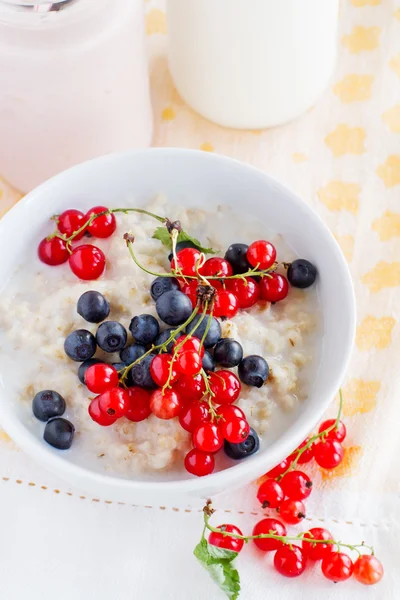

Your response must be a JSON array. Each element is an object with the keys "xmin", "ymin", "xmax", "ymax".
[
  {"xmin": 171, "ymin": 247, "xmax": 202, "ymax": 276},
  {"xmin": 173, "ymin": 373, "xmax": 206, "ymax": 401},
  {"xmin": 280, "ymin": 470, "xmax": 313, "ymax": 501},
  {"xmin": 88, "ymin": 397, "xmax": 118, "ymax": 426},
  {"xmin": 209, "ymin": 370, "xmax": 241, "ymax": 405},
  {"xmin": 213, "ymin": 290, "xmax": 239, "ymax": 318},
  {"xmin": 179, "ymin": 401, "xmax": 211, "ymax": 433},
  {"xmin": 57, "ymin": 209, "xmax": 86, "ymax": 240},
  {"xmin": 69, "ymin": 244, "xmax": 106, "ymax": 280},
  {"xmin": 98, "ymin": 387, "xmax": 128, "ymax": 418},
  {"xmin": 86, "ymin": 206, "xmax": 116, "ymax": 238},
  {"xmin": 177, "ymin": 350, "xmax": 202, "ymax": 376},
  {"xmin": 257, "ymin": 479, "xmax": 284, "ymax": 509},
  {"xmin": 38, "ymin": 237, "xmax": 69, "ymax": 266},
  {"xmin": 84, "ymin": 363, "xmax": 119, "ymax": 394},
  {"xmin": 180, "ymin": 280, "xmax": 199, "ymax": 307},
  {"xmin": 193, "ymin": 422, "xmax": 223, "ymax": 453},
  {"xmin": 265, "ymin": 459, "xmax": 290, "ymax": 479},
  {"xmin": 150, "ymin": 388, "xmax": 183, "ymax": 420},
  {"xmin": 216, "ymin": 404, "xmax": 245, "ymax": 422},
  {"xmin": 125, "ymin": 387, "xmax": 151, "ymax": 422},
  {"xmin": 353, "ymin": 555, "xmax": 384, "ymax": 585},
  {"xmin": 220, "ymin": 417, "xmax": 250, "ymax": 444},
  {"xmin": 226, "ymin": 277, "xmax": 260, "ymax": 309},
  {"xmin": 302, "ymin": 528, "xmax": 334, "ymax": 560},
  {"xmin": 259, "ymin": 273, "xmax": 289, "ymax": 303},
  {"xmin": 313, "ymin": 439, "xmax": 344, "ymax": 469},
  {"xmin": 318, "ymin": 419, "xmax": 347, "ymax": 443},
  {"xmin": 201, "ymin": 257, "xmax": 233, "ymax": 278},
  {"xmin": 150, "ymin": 354, "xmax": 179, "ymax": 387},
  {"xmin": 173, "ymin": 335, "xmax": 205, "ymax": 358},
  {"xmin": 184, "ymin": 449, "xmax": 215, "ymax": 477},
  {"xmin": 209, "ymin": 524, "xmax": 244, "ymax": 553},
  {"xmin": 278, "ymin": 498, "xmax": 306, "ymax": 525},
  {"xmin": 288, "ymin": 438, "xmax": 314, "ymax": 464},
  {"xmin": 274, "ymin": 545, "xmax": 307, "ymax": 577},
  {"xmin": 252, "ymin": 518, "xmax": 287, "ymax": 552},
  {"xmin": 247, "ymin": 240, "xmax": 276, "ymax": 270},
  {"xmin": 321, "ymin": 552, "xmax": 354, "ymax": 582}
]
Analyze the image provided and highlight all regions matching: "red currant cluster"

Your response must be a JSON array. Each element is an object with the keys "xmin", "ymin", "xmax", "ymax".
[{"xmin": 37, "ymin": 206, "xmax": 116, "ymax": 280}]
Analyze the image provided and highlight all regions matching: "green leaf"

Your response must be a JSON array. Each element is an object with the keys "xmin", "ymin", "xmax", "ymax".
[
  {"xmin": 152, "ymin": 226, "xmax": 216, "ymax": 254},
  {"xmin": 194, "ymin": 538, "xmax": 241, "ymax": 600}
]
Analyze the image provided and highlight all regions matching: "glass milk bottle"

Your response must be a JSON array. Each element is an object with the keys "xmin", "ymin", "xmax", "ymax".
[
  {"xmin": 167, "ymin": 0, "xmax": 339, "ymax": 129},
  {"xmin": 0, "ymin": 0, "xmax": 153, "ymax": 192}
]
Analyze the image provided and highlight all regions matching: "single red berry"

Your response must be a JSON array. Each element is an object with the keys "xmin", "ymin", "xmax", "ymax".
[
  {"xmin": 177, "ymin": 350, "xmax": 202, "ymax": 376},
  {"xmin": 150, "ymin": 388, "xmax": 183, "ymax": 420},
  {"xmin": 216, "ymin": 404, "xmax": 245, "ymax": 422},
  {"xmin": 314, "ymin": 439, "xmax": 344, "ymax": 469},
  {"xmin": 184, "ymin": 449, "xmax": 215, "ymax": 477},
  {"xmin": 171, "ymin": 247, "xmax": 202, "ymax": 276},
  {"xmin": 225, "ymin": 277, "xmax": 260, "ymax": 309},
  {"xmin": 84, "ymin": 363, "xmax": 119, "ymax": 394},
  {"xmin": 97, "ymin": 387, "xmax": 128, "ymax": 418},
  {"xmin": 266, "ymin": 459, "xmax": 290, "ymax": 479},
  {"xmin": 38, "ymin": 237, "xmax": 69, "ymax": 266},
  {"xmin": 259, "ymin": 273, "xmax": 289, "ymax": 303},
  {"xmin": 318, "ymin": 419, "xmax": 347, "ymax": 443},
  {"xmin": 288, "ymin": 438, "xmax": 314, "ymax": 464},
  {"xmin": 193, "ymin": 422, "xmax": 223, "ymax": 453},
  {"xmin": 86, "ymin": 205, "xmax": 116, "ymax": 238},
  {"xmin": 274, "ymin": 544, "xmax": 307, "ymax": 578},
  {"xmin": 252, "ymin": 518, "xmax": 287, "ymax": 552},
  {"xmin": 280, "ymin": 470, "xmax": 313, "ymax": 501},
  {"xmin": 173, "ymin": 373, "xmax": 206, "ymax": 401},
  {"xmin": 150, "ymin": 354, "xmax": 179, "ymax": 387},
  {"xmin": 180, "ymin": 280, "xmax": 199, "ymax": 308},
  {"xmin": 209, "ymin": 370, "xmax": 241, "ymax": 405},
  {"xmin": 209, "ymin": 524, "xmax": 244, "ymax": 553},
  {"xmin": 88, "ymin": 397, "xmax": 118, "ymax": 426},
  {"xmin": 353, "ymin": 555, "xmax": 384, "ymax": 586},
  {"xmin": 302, "ymin": 528, "xmax": 334, "ymax": 560},
  {"xmin": 321, "ymin": 552, "xmax": 354, "ymax": 582},
  {"xmin": 213, "ymin": 290, "xmax": 239, "ymax": 318},
  {"xmin": 125, "ymin": 387, "xmax": 151, "ymax": 422},
  {"xmin": 69, "ymin": 244, "xmax": 106, "ymax": 280},
  {"xmin": 174, "ymin": 335, "xmax": 205, "ymax": 358},
  {"xmin": 220, "ymin": 416, "xmax": 250, "ymax": 444},
  {"xmin": 179, "ymin": 401, "xmax": 211, "ymax": 433},
  {"xmin": 201, "ymin": 257, "xmax": 233, "ymax": 278},
  {"xmin": 57, "ymin": 209, "xmax": 86, "ymax": 240},
  {"xmin": 257, "ymin": 479, "xmax": 284, "ymax": 509},
  {"xmin": 278, "ymin": 498, "xmax": 306, "ymax": 525},
  {"xmin": 247, "ymin": 240, "xmax": 277, "ymax": 270}
]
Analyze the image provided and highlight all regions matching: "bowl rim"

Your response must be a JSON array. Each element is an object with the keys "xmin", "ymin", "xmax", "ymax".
[{"xmin": 0, "ymin": 147, "xmax": 356, "ymax": 495}]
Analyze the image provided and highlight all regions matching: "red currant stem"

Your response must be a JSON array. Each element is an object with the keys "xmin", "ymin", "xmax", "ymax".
[
  {"xmin": 200, "ymin": 369, "xmax": 218, "ymax": 419},
  {"xmin": 202, "ymin": 502, "xmax": 374, "ymax": 555},
  {"xmin": 195, "ymin": 253, "xmax": 211, "ymax": 287},
  {"xmin": 277, "ymin": 388, "xmax": 344, "ymax": 478},
  {"xmin": 199, "ymin": 305, "xmax": 215, "ymax": 349}
]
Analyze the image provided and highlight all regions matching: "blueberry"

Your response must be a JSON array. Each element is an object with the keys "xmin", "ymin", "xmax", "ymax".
[
  {"xmin": 32, "ymin": 390, "xmax": 66, "ymax": 422},
  {"xmin": 224, "ymin": 243, "xmax": 251, "ymax": 274},
  {"xmin": 214, "ymin": 338, "xmax": 243, "ymax": 368},
  {"xmin": 129, "ymin": 314, "xmax": 159, "ymax": 345},
  {"xmin": 238, "ymin": 355, "xmax": 269, "ymax": 387},
  {"xmin": 112, "ymin": 362, "xmax": 126, "ymax": 372},
  {"xmin": 64, "ymin": 329, "xmax": 97, "ymax": 362},
  {"xmin": 287, "ymin": 259, "xmax": 317, "ymax": 289},
  {"xmin": 186, "ymin": 314, "xmax": 221, "ymax": 348},
  {"xmin": 202, "ymin": 350, "xmax": 215, "ymax": 372},
  {"xmin": 156, "ymin": 290, "xmax": 193, "ymax": 326},
  {"xmin": 120, "ymin": 343, "xmax": 147, "ymax": 365},
  {"xmin": 154, "ymin": 328, "xmax": 179, "ymax": 353},
  {"xmin": 224, "ymin": 427, "xmax": 260, "ymax": 459},
  {"xmin": 167, "ymin": 240, "xmax": 201, "ymax": 261},
  {"xmin": 130, "ymin": 354, "xmax": 157, "ymax": 389},
  {"xmin": 44, "ymin": 417, "xmax": 75, "ymax": 450},
  {"xmin": 77, "ymin": 291, "xmax": 110, "ymax": 323},
  {"xmin": 150, "ymin": 277, "xmax": 180, "ymax": 301},
  {"xmin": 96, "ymin": 321, "xmax": 127, "ymax": 353},
  {"xmin": 78, "ymin": 358, "xmax": 103, "ymax": 384}
]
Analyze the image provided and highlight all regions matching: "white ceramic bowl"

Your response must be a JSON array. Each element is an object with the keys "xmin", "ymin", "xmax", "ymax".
[{"xmin": 0, "ymin": 149, "xmax": 355, "ymax": 504}]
